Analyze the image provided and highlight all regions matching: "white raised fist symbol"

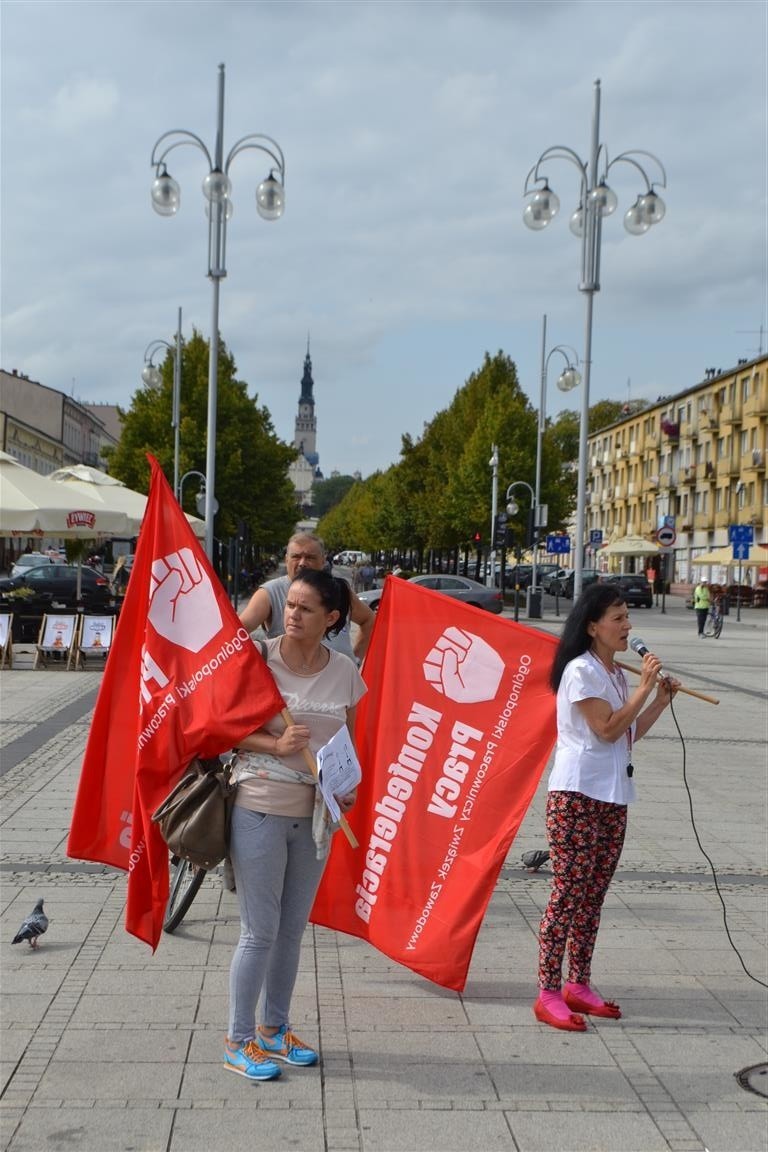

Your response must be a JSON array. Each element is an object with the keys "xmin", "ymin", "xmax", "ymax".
[
  {"xmin": 423, "ymin": 626, "xmax": 504, "ymax": 703},
  {"xmin": 148, "ymin": 548, "xmax": 222, "ymax": 652}
]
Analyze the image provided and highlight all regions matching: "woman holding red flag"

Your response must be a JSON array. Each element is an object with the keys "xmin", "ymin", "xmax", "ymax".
[
  {"xmin": 224, "ymin": 568, "xmax": 366, "ymax": 1081},
  {"xmin": 534, "ymin": 583, "xmax": 678, "ymax": 1031}
]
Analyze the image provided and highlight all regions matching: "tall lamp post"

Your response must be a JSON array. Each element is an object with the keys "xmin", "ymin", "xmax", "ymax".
[
  {"xmin": 149, "ymin": 63, "xmax": 285, "ymax": 560},
  {"xmin": 142, "ymin": 306, "xmax": 183, "ymax": 498},
  {"xmin": 533, "ymin": 314, "xmax": 581, "ymax": 591},
  {"xmin": 523, "ymin": 79, "xmax": 666, "ymax": 599}
]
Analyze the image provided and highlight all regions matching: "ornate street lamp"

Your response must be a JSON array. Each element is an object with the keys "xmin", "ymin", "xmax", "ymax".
[
  {"xmin": 150, "ymin": 63, "xmax": 285, "ymax": 559},
  {"xmin": 532, "ymin": 314, "xmax": 581, "ymax": 593},
  {"xmin": 523, "ymin": 79, "xmax": 666, "ymax": 598},
  {"xmin": 142, "ymin": 307, "xmax": 183, "ymax": 499}
]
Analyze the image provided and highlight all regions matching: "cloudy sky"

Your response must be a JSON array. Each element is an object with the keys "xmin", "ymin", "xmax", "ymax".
[{"xmin": 2, "ymin": 0, "xmax": 766, "ymax": 482}]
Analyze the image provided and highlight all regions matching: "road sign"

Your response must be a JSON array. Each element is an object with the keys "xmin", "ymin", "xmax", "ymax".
[
  {"xmin": 729, "ymin": 524, "xmax": 754, "ymax": 544},
  {"xmin": 589, "ymin": 529, "xmax": 603, "ymax": 546},
  {"xmin": 733, "ymin": 542, "xmax": 751, "ymax": 561},
  {"xmin": 656, "ymin": 525, "xmax": 676, "ymax": 547},
  {"xmin": 546, "ymin": 534, "xmax": 570, "ymax": 554}
]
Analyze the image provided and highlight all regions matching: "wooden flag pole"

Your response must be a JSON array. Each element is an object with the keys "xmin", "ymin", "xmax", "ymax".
[
  {"xmin": 281, "ymin": 707, "xmax": 359, "ymax": 848},
  {"xmin": 615, "ymin": 661, "xmax": 719, "ymax": 706}
]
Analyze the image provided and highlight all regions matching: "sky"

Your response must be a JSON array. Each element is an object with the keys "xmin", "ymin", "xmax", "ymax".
[{"xmin": 1, "ymin": 0, "xmax": 766, "ymax": 484}]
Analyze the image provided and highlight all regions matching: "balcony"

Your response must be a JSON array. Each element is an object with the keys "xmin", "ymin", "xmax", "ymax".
[
  {"xmin": 694, "ymin": 511, "xmax": 713, "ymax": 530},
  {"xmin": 677, "ymin": 465, "xmax": 697, "ymax": 486},
  {"xmin": 720, "ymin": 400, "xmax": 743, "ymax": 426},
  {"xmin": 680, "ymin": 420, "xmax": 698, "ymax": 441},
  {"xmin": 644, "ymin": 431, "xmax": 660, "ymax": 451},
  {"xmin": 716, "ymin": 456, "xmax": 741, "ymax": 479},
  {"xmin": 658, "ymin": 472, "xmax": 676, "ymax": 491},
  {"xmin": 613, "ymin": 487, "xmax": 626, "ymax": 502},
  {"xmin": 646, "ymin": 474, "xmax": 659, "ymax": 490},
  {"xmin": 743, "ymin": 448, "xmax": 766, "ymax": 473},
  {"xmin": 714, "ymin": 509, "xmax": 730, "ymax": 529},
  {"xmin": 743, "ymin": 382, "xmax": 768, "ymax": 418},
  {"xmin": 699, "ymin": 409, "xmax": 720, "ymax": 433},
  {"xmin": 661, "ymin": 419, "xmax": 680, "ymax": 442},
  {"xmin": 703, "ymin": 461, "xmax": 716, "ymax": 483}
]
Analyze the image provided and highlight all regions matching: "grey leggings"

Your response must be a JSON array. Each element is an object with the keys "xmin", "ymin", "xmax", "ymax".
[{"xmin": 228, "ymin": 805, "xmax": 325, "ymax": 1043}]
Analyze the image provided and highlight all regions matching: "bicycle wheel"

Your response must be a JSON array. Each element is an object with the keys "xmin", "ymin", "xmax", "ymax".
[
  {"xmin": 713, "ymin": 614, "xmax": 723, "ymax": 639},
  {"xmin": 163, "ymin": 856, "xmax": 206, "ymax": 933}
]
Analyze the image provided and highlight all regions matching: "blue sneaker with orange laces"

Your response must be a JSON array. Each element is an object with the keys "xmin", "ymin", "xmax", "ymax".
[
  {"xmin": 224, "ymin": 1038, "xmax": 281, "ymax": 1081},
  {"xmin": 255, "ymin": 1025, "xmax": 318, "ymax": 1066}
]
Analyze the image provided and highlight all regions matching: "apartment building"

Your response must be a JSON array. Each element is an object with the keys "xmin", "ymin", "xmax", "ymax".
[{"xmin": 587, "ymin": 354, "xmax": 767, "ymax": 582}]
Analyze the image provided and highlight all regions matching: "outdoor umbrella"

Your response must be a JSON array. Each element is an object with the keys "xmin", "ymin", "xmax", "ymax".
[
  {"xmin": 48, "ymin": 463, "xmax": 205, "ymax": 539},
  {"xmin": 0, "ymin": 453, "xmax": 130, "ymax": 537},
  {"xmin": 691, "ymin": 544, "xmax": 768, "ymax": 567},
  {"xmin": 600, "ymin": 534, "xmax": 661, "ymax": 557}
]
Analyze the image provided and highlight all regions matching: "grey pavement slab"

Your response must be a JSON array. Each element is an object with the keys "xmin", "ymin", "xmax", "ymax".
[{"xmin": 1, "ymin": 599, "xmax": 766, "ymax": 1152}]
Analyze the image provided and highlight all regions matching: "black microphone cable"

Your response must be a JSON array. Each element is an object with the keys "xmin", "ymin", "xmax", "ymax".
[{"xmin": 665, "ymin": 690, "xmax": 767, "ymax": 989}]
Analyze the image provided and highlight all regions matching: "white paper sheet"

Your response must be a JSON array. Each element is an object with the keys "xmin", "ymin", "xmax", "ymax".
[{"xmin": 316, "ymin": 726, "xmax": 362, "ymax": 823}]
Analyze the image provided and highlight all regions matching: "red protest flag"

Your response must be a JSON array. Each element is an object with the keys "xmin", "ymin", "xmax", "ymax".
[
  {"xmin": 67, "ymin": 455, "xmax": 284, "ymax": 949},
  {"xmin": 311, "ymin": 576, "xmax": 557, "ymax": 991}
]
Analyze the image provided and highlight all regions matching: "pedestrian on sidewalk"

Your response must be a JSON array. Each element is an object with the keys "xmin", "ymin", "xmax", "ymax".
[
  {"xmin": 694, "ymin": 576, "xmax": 710, "ymax": 637},
  {"xmin": 224, "ymin": 567, "xmax": 366, "ymax": 1082},
  {"xmin": 534, "ymin": 583, "xmax": 679, "ymax": 1032}
]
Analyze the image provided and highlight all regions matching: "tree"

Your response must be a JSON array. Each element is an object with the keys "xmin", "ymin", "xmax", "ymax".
[
  {"xmin": 311, "ymin": 475, "xmax": 358, "ymax": 518},
  {"xmin": 106, "ymin": 330, "xmax": 298, "ymax": 548}
]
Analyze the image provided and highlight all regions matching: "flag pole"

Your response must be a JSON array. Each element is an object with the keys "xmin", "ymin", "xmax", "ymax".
[{"xmin": 615, "ymin": 661, "xmax": 719, "ymax": 705}]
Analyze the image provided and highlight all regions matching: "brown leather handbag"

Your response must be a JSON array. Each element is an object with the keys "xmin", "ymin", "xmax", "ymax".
[{"xmin": 151, "ymin": 755, "xmax": 237, "ymax": 870}]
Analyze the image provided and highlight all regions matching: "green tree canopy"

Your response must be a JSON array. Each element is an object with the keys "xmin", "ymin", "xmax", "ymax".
[
  {"xmin": 311, "ymin": 474, "xmax": 358, "ymax": 518},
  {"xmin": 106, "ymin": 329, "xmax": 298, "ymax": 548}
]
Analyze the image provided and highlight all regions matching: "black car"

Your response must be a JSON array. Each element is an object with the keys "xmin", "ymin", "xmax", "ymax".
[
  {"xmin": 600, "ymin": 573, "xmax": 654, "ymax": 608},
  {"xmin": 0, "ymin": 564, "xmax": 112, "ymax": 607},
  {"xmin": 560, "ymin": 568, "xmax": 601, "ymax": 599}
]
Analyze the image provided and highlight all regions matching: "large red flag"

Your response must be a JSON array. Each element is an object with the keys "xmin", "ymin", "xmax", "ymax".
[
  {"xmin": 311, "ymin": 577, "xmax": 557, "ymax": 991},
  {"xmin": 67, "ymin": 456, "xmax": 284, "ymax": 949}
]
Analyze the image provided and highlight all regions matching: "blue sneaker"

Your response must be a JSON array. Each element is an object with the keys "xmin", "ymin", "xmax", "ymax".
[
  {"xmin": 224, "ymin": 1039, "xmax": 281, "ymax": 1081},
  {"xmin": 256, "ymin": 1026, "xmax": 318, "ymax": 1066}
]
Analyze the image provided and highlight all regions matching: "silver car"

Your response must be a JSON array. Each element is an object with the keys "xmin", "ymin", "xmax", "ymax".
[{"xmin": 358, "ymin": 574, "xmax": 504, "ymax": 614}]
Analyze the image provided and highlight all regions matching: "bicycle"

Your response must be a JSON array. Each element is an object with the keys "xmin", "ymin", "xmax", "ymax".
[
  {"xmin": 163, "ymin": 852, "xmax": 236, "ymax": 934},
  {"xmin": 702, "ymin": 599, "xmax": 723, "ymax": 639}
]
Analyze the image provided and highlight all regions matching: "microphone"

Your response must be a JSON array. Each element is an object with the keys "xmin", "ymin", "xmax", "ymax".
[{"xmin": 629, "ymin": 636, "xmax": 667, "ymax": 679}]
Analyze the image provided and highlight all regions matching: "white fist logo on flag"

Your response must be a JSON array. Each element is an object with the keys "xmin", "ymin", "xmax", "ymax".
[
  {"xmin": 423, "ymin": 626, "xmax": 504, "ymax": 703},
  {"xmin": 148, "ymin": 548, "xmax": 222, "ymax": 653}
]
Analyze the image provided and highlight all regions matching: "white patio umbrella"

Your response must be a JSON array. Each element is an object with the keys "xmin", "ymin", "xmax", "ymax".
[
  {"xmin": 600, "ymin": 534, "xmax": 661, "ymax": 557},
  {"xmin": 48, "ymin": 463, "xmax": 206, "ymax": 539},
  {"xmin": 0, "ymin": 453, "xmax": 130, "ymax": 537}
]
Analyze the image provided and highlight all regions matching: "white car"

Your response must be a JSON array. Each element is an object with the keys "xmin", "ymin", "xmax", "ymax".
[{"xmin": 10, "ymin": 553, "xmax": 55, "ymax": 579}]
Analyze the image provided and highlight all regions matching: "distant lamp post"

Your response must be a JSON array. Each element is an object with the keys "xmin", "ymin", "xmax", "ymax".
[
  {"xmin": 488, "ymin": 443, "xmax": 499, "ymax": 588},
  {"xmin": 505, "ymin": 480, "xmax": 535, "ymax": 621},
  {"xmin": 142, "ymin": 307, "xmax": 183, "ymax": 499},
  {"xmin": 533, "ymin": 314, "xmax": 581, "ymax": 591},
  {"xmin": 179, "ymin": 470, "xmax": 207, "ymax": 517},
  {"xmin": 150, "ymin": 62, "xmax": 285, "ymax": 559},
  {"xmin": 523, "ymin": 79, "xmax": 666, "ymax": 599}
]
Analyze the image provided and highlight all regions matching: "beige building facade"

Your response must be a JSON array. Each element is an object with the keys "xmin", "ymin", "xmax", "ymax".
[{"xmin": 587, "ymin": 355, "xmax": 767, "ymax": 582}]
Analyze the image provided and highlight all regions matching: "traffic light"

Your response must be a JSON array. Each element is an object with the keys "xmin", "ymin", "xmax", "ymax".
[{"xmin": 473, "ymin": 530, "xmax": 482, "ymax": 544}]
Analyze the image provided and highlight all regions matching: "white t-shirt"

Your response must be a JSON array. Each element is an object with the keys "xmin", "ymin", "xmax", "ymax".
[
  {"xmin": 548, "ymin": 652, "xmax": 637, "ymax": 805},
  {"xmin": 235, "ymin": 636, "xmax": 367, "ymax": 818}
]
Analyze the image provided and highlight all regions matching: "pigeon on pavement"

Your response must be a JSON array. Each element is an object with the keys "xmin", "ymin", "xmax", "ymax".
[
  {"xmin": 12, "ymin": 898, "xmax": 48, "ymax": 948},
  {"xmin": 521, "ymin": 849, "xmax": 550, "ymax": 873}
]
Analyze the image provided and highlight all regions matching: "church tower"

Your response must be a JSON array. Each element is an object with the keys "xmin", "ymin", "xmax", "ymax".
[{"xmin": 293, "ymin": 337, "xmax": 319, "ymax": 469}]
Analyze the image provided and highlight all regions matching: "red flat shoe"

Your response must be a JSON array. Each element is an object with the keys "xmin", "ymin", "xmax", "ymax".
[
  {"xmin": 562, "ymin": 988, "xmax": 622, "ymax": 1019},
  {"xmin": 533, "ymin": 996, "xmax": 587, "ymax": 1032}
]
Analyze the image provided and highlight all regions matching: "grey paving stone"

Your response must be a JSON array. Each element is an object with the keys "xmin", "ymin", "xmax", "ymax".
[
  {"xmin": 4, "ymin": 1106, "xmax": 173, "ymax": 1152},
  {"xmin": 357, "ymin": 1108, "xmax": 514, "ymax": 1151}
]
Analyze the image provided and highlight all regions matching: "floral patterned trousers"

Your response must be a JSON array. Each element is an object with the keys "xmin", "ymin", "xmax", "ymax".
[{"xmin": 538, "ymin": 790, "xmax": 627, "ymax": 991}]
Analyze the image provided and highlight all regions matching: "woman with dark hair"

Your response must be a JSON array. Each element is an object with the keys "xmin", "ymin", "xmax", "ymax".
[
  {"xmin": 224, "ymin": 568, "xmax": 366, "ymax": 1080},
  {"xmin": 534, "ymin": 583, "xmax": 678, "ymax": 1031}
]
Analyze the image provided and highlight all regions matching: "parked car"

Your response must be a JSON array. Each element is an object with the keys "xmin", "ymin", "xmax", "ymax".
[
  {"xmin": 10, "ymin": 553, "xmax": 55, "ymax": 579},
  {"xmin": 599, "ymin": 573, "xmax": 654, "ymax": 608},
  {"xmin": 541, "ymin": 567, "xmax": 570, "ymax": 594},
  {"xmin": 0, "ymin": 564, "xmax": 112, "ymax": 607},
  {"xmin": 333, "ymin": 550, "xmax": 368, "ymax": 567},
  {"xmin": 358, "ymin": 573, "xmax": 504, "ymax": 614},
  {"xmin": 560, "ymin": 568, "xmax": 601, "ymax": 599}
]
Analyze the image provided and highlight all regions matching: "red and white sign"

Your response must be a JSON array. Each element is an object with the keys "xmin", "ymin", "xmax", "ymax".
[
  {"xmin": 67, "ymin": 456, "xmax": 285, "ymax": 950},
  {"xmin": 311, "ymin": 577, "xmax": 557, "ymax": 991},
  {"xmin": 656, "ymin": 525, "xmax": 676, "ymax": 547}
]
